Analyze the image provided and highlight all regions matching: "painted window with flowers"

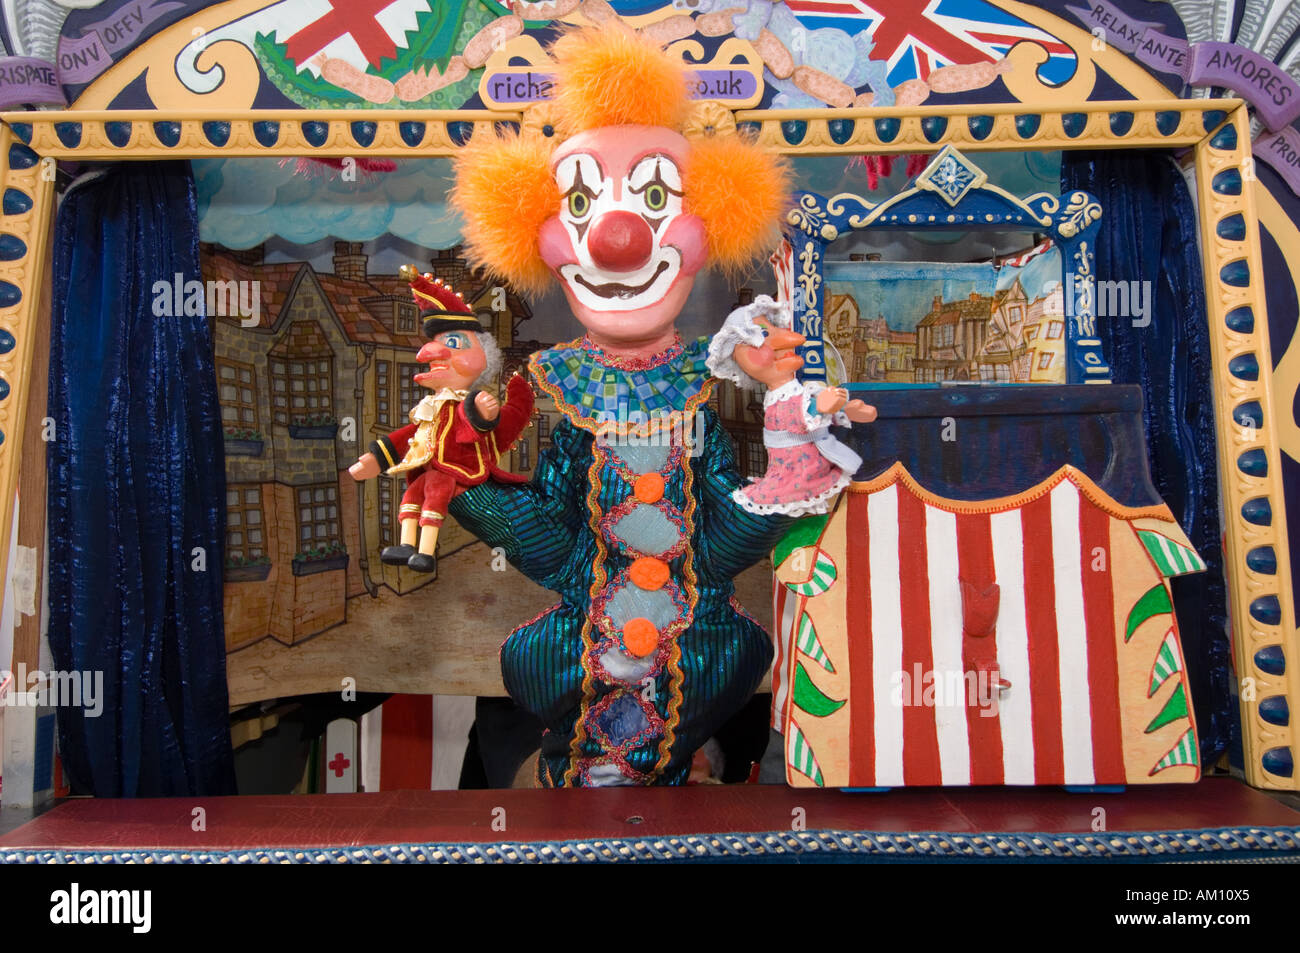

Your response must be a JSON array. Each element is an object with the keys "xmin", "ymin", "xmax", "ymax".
[
  {"xmin": 294, "ymin": 484, "xmax": 347, "ymax": 575},
  {"xmin": 218, "ymin": 359, "xmax": 261, "ymax": 443},
  {"xmin": 225, "ymin": 485, "xmax": 270, "ymax": 581}
]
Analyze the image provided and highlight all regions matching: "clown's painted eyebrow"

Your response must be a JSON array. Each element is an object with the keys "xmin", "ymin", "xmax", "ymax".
[
  {"xmin": 555, "ymin": 152, "xmax": 605, "ymax": 194},
  {"xmin": 628, "ymin": 167, "xmax": 684, "ymax": 201},
  {"xmin": 569, "ymin": 163, "xmax": 600, "ymax": 200},
  {"xmin": 627, "ymin": 154, "xmax": 683, "ymax": 194}
]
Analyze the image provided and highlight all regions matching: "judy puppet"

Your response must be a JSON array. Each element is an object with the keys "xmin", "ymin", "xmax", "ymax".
[{"xmin": 707, "ymin": 295, "xmax": 876, "ymax": 517}]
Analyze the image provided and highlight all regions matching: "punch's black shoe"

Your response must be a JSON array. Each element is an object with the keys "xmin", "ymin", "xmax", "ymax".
[
  {"xmin": 407, "ymin": 552, "xmax": 437, "ymax": 574},
  {"xmin": 380, "ymin": 544, "xmax": 416, "ymax": 565}
]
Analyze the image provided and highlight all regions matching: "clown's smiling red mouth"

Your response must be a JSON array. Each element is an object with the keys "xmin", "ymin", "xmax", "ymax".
[{"xmin": 572, "ymin": 261, "xmax": 670, "ymax": 299}]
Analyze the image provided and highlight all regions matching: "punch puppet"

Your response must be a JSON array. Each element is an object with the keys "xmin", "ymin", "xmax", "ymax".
[
  {"xmin": 349, "ymin": 267, "xmax": 533, "ymax": 574},
  {"xmin": 447, "ymin": 27, "xmax": 812, "ymax": 786}
]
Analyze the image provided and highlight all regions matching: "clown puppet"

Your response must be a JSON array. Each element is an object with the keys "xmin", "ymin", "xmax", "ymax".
[
  {"xmin": 348, "ymin": 267, "xmax": 534, "ymax": 574},
  {"xmin": 447, "ymin": 26, "xmax": 805, "ymax": 786}
]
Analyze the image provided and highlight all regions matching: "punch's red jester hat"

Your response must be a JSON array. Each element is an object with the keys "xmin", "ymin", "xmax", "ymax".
[{"xmin": 399, "ymin": 263, "xmax": 480, "ymax": 338}]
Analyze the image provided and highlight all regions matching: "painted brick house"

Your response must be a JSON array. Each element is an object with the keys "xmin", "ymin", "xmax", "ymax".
[
  {"xmin": 913, "ymin": 291, "xmax": 994, "ymax": 382},
  {"xmin": 824, "ymin": 294, "xmax": 917, "ymax": 384}
]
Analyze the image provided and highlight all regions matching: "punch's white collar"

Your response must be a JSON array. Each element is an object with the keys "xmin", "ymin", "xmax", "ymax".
[{"xmin": 410, "ymin": 388, "xmax": 469, "ymax": 423}]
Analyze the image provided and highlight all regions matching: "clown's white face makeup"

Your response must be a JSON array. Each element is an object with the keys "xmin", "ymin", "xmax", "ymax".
[
  {"xmin": 539, "ymin": 126, "xmax": 707, "ymax": 353},
  {"xmin": 552, "ymin": 150, "xmax": 685, "ymax": 313}
]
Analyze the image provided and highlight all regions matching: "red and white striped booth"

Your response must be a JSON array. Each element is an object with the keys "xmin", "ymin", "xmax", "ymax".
[{"xmin": 773, "ymin": 463, "xmax": 1205, "ymax": 788}]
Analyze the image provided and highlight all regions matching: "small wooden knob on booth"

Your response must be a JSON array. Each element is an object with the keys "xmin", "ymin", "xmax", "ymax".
[
  {"xmin": 629, "ymin": 556, "xmax": 670, "ymax": 591},
  {"xmin": 633, "ymin": 473, "xmax": 664, "ymax": 504},
  {"xmin": 622, "ymin": 618, "xmax": 659, "ymax": 658}
]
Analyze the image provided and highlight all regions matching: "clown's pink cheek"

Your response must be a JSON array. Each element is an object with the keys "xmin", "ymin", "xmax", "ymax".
[
  {"xmin": 539, "ymin": 216, "xmax": 578, "ymax": 271},
  {"xmin": 662, "ymin": 214, "xmax": 707, "ymax": 276}
]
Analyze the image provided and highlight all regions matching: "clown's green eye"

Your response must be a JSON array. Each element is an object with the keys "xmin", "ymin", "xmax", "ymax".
[
  {"xmin": 629, "ymin": 162, "xmax": 681, "ymax": 213},
  {"xmin": 564, "ymin": 164, "xmax": 598, "ymax": 220}
]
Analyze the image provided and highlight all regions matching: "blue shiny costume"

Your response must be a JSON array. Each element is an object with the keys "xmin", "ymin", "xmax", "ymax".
[{"xmin": 449, "ymin": 335, "xmax": 794, "ymax": 785}]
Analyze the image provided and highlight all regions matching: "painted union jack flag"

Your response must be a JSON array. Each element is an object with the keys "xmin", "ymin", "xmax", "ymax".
[{"xmin": 785, "ymin": 0, "xmax": 1077, "ymax": 87}]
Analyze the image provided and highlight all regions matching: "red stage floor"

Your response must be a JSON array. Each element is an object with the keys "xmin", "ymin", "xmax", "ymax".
[{"xmin": 1, "ymin": 778, "xmax": 1297, "ymax": 862}]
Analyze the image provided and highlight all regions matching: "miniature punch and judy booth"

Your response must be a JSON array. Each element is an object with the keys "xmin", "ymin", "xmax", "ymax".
[
  {"xmin": 0, "ymin": 0, "xmax": 1298, "ymax": 853},
  {"xmin": 770, "ymin": 148, "xmax": 1208, "ymax": 788}
]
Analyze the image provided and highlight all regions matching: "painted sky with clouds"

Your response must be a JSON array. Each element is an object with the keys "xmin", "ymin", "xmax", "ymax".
[{"xmin": 193, "ymin": 157, "xmax": 465, "ymax": 250}]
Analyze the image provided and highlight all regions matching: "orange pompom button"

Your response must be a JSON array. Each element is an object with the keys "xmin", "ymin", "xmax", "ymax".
[
  {"xmin": 629, "ymin": 556, "xmax": 670, "ymax": 591},
  {"xmin": 633, "ymin": 473, "xmax": 665, "ymax": 503},
  {"xmin": 622, "ymin": 618, "xmax": 659, "ymax": 658}
]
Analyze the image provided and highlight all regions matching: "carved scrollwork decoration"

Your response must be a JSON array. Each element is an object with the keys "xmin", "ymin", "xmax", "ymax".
[
  {"xmin": 797, "ymin": 240, "xmax": 822, "ymax": 312},
  {"xmin": 787, "ymin": 193, "xmax": 830, "ymax": 239},
  {"xmin": 825, "ymin": 192, "xmax": 876, "ymax": 231},
  {"xmin": 1057, "ymin": 192, "xmax": 1103, "ymax": 239},
  {"xmin": 1072, "ymin": 242, "xmax": 1097, "ymax": 339}
]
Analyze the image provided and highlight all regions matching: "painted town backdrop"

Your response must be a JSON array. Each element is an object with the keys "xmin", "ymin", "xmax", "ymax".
[
  {"xmin": 824, "ymin": 242, "xmax": 1065, "ymax": 384},
  {"xmin": 204, "ymin": 237, "xmax": 768, "ymax": 662}
]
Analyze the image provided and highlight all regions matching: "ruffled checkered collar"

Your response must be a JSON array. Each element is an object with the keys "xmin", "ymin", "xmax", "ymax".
[{"xmin": 529, "ymin": 335, "xmax": 714, "ymax": 428}]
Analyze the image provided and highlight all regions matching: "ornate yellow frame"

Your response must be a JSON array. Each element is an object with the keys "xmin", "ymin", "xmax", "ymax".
[{"xmin": 1, "ymin": 96, "xmax": 1294, "ymax": 789}]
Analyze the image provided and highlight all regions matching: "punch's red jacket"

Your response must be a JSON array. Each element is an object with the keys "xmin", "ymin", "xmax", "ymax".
[{"xmin": 369, "ymin": 374, "xmax": 534, "ymax": 487}]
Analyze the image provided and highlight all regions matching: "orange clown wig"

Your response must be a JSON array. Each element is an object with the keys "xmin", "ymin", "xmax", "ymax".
[{"xmin": 448, "ymin": 25, "xmax": 791, "ymax": 294}]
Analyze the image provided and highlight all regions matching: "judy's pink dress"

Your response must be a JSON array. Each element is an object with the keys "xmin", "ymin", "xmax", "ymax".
[{"xmin": 734, "ymin": 379, "xmax": 864, "ymax": 517}]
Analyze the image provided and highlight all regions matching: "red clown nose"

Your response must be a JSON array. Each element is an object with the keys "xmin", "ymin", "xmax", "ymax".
[{"xmin": 587, "ymin": 210, "xmax": 653, "ymax": 273}]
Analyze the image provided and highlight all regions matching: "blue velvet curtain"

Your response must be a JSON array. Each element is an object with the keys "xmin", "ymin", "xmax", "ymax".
[
  {"xmin": 47, "ymin": 162, "xmax": 236, "ymax": 797},
  {"xmin": 1061, "ymin": 151, "xmax": 1235, "ymax": 766}
]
